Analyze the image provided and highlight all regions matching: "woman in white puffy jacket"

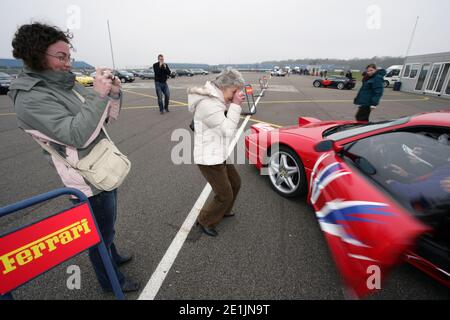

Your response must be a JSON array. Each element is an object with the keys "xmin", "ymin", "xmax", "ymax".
[{"xmin": 188, "ymin": 68, "xmax": 245, "ymax": 237}]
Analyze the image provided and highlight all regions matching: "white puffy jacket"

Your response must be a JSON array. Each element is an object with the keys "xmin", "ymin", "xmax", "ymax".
[{"xmin": 188, "ymin": 81, "xmax": 242, "ymax": 165}]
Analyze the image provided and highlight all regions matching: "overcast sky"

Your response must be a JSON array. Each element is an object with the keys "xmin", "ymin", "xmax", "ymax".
[{"xmin": 1, "ymin": 0, "xmax": 449, "ymax": 68}]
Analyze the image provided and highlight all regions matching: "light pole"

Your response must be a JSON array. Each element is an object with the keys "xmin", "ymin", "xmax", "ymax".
[
  {"xmin": 405, "ymin": 16, "xmax": 419, "ymax": 59},
  {"xmin": 107, "ymin": 20, "xmax": 116, "ymax": 70}
]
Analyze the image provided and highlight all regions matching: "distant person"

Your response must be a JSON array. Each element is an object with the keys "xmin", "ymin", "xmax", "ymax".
[
  {"xmin": 353, "ymin": 64, "xmax": 386, "ymax": 122},
  {"xmin": 8, "ymin": 22, "xmax": 139, "ymax": 295},
  {"xmin": 153, "ymin": 54, "xmax": 172, "ymax": 114},
  {"xmin": 320, "ymin": 71, "xmax": 324, "ymax": 78},
  {"xmin": 187, "ymin": 68, "xmax": 245, "ymax": 237},
  {"xmin": 324, "ymin": 70, "xmax": 328, "ymax": 78},
  {"xmin": 345, "ymin": 70, "xmax": 353, "ymax": 79}
]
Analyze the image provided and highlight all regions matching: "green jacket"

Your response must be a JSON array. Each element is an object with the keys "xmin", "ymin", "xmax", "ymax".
[
  {"xmin": 354, "ymin": 69, "xmax": 386, "ymax": 107},
  {"xmin": 9, "ymin": 68, "xmax": 122, "ymax": 197}
]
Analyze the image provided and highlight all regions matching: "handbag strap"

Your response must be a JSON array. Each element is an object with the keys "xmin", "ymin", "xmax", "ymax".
[
  {"xmin": 33, "ymin": 137, "xmax": 77, "ymax": 169},
  {"xmin": 71, "ymin": 89, "xmax": 113, "ymax": 143},
  {"xmin": 31, "ymin": 89, "xmax": 115, "ymax": 168}
]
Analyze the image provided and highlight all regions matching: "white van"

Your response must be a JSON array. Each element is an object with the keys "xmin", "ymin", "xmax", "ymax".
[{"xmin": 384, "ymin": 65, "xmax": 403, "ymax": 88}]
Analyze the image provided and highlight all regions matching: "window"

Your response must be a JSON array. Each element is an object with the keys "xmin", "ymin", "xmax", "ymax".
[
  {"xmin": 446, "ymin": 77, "xmax": 450, "ymax": 95},
  {"xmin": 435, "ymin": 63, "xmax": 450, "ymax": 94},
  {"xmin": 403, "ymin": 64, "xmax": 411, "ymax": 78},
  {"xmin": 344, "ymin": 130, "xmax": 450, "ymax": 215},
  {"xmin": 415, "ymin": 63, "xmax": 431, "ymax": 91},
  {"xmin": 426, "ymin": 63, "xmax": 442, "ymax": 91},
  {"xmin": 409, "ymin": 64, "xmax": 420, "ymax": 78},
  {"xmin": 391, "ymin": 69, "xmax": 401, "ymax": 77}
]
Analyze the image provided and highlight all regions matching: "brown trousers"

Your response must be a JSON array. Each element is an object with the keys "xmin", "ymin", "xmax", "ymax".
[{"xmin": 197, "ymin": 163, "xmax": 241, "ymax": 228}]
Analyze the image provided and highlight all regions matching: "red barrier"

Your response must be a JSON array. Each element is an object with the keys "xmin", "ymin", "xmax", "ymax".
[{"xmin": 0, "ymin": 203, "xmax": 100, "ymax": 295}]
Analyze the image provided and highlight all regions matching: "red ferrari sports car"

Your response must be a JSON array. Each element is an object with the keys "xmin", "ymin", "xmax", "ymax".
[{"xmin": 245, "ymin": 111, "xmax": 450, "ymax": 297}]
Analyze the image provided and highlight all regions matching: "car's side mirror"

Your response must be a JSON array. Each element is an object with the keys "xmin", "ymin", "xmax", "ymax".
[
  {"xmin": 241, "ymin": 85, "xmax": 257, "ymax": 115},
  {"xmin": 314, "ymin": 140, "xmax": 334, "ymax": 152},
  {"xmin": 314, "ymin": 140, "xmax": 343, "ymax": 153}
]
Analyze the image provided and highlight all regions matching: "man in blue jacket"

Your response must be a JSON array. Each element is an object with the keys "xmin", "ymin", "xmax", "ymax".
[{"xmin": 354, "ymin": 64, "xmax": 386, "ymax": 122}]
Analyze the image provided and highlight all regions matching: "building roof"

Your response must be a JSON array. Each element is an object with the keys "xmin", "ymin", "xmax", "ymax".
[{"xmin": 405, "ymin": 52, "xmax": 450, "ymax": 60}]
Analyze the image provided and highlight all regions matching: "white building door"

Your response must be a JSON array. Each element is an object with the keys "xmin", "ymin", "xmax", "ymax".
[
  {"xmin": 444, "ymin": 73, "xmax": 450, "ymax": 97},
  {"xmin": 433, "ymin": 63, "xmax": 450, "ymax": 95},
  {"xmin": 415, "ymin": 63, "xmax": 431, "ymax": 91},
  {"xmin": 425, "ymin": 63, "xmax": 443, "ymax": 93}
]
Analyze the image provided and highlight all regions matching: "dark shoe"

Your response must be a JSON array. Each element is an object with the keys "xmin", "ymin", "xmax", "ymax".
[
  {"xmin": 165, "ymin": 108, "xmax": 170, "ymax": 113},
  {"xmin": 160, "ymin": 111, "xmax": 164, "ymax": 115},
  {"xmin": 120, "ymin": 279, "xmax": 140, "ymax": 293},
  {"xmin": 224, "ymin": 213, "xmax": 235, "ymax": 218},
  {"xmin": 200, "ymin": 224, "xmax": 218, "ymax": 237},
  {"xmin": 103, "ymin": 278, "xmax": 140, "ymax": 293},
  {"xmin": 115, "ymin": 254, "xmax": 133, "ymax": 267}
]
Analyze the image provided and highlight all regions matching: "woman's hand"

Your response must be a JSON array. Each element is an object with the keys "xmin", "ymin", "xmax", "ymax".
[
  {"xmin": 94, "ymin": 68, "xmax": 113, "ymax": 99},
  {"xmin": 109, "ymin": 77, "xmax": 121, "ymax": 99},
  {"xmin": 232, "ymin": 90, "xmax": 245, "ymax": 106}
]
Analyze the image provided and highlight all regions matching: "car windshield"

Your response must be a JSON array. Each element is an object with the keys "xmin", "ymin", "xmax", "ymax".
[
  {"xmin": 343, "ymin": 130, "xmax": 450, "ymax": 215},
  {"xmin": 323, "ymin": 117, "xmax": 410, "ymax": 140}
]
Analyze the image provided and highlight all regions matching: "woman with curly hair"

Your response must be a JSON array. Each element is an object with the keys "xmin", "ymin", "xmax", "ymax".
[{"xmin": 8, "ymin": 23, "xmax": 139, "ymax": 295}]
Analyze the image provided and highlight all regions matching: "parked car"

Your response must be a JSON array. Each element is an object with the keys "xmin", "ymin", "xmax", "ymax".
[
  {"xmin": 191, "ymin": 68, "xmax": 209, "ymax": 75},
  {"xmin": 73, "ymin": 72, "xmax": 94, "ymax": 87},
  {"xmin": 0, "ymin": 72, "xmax": 12, "ymax": 95},
  {"xmin": 313, "ymin": 76, "xmax": 356, "ymax": 90},
  {"xmin": 140, "ymin": 70, "xmax": 155, "ymax": 80},
  {"xmin": 245, "ymin": 111, "xmax": 450, "ymax": 297},
  {"xmin": 271, "ymin": 70, "xmax": 287, "ymax": 77},
  {"xmin": 130, "ymin": 70, "xmax": 143, "ymax": 77},
  {"xmin": 176, "ymin": 69, "xmax": 194, "ymax": 77},
  {"xmin": 384, "ymin": 65, "xmax": 403, "ymax": 88},
  {"xmin": 114, "ymin": 70, "xmax": 135, "ymax": 83}
]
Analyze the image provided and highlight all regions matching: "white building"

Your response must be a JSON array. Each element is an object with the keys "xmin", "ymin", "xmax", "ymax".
[{"xmin": 400, "ymin": 52, "xmax": 450, "ymax": 99}]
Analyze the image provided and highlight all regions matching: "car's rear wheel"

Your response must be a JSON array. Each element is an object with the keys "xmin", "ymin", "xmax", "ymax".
[
  {"xmin": 337, "ymin": 82, "xmax": 345, "ymax": 90},
  {"xmin": 384, "ymin": 80, "xmax": 390, "ymax": 88},
  {"xmin": 313, "ymin": 80, "xmax": 322, "ymax": 88},
  {"xmin": 120, "ymin": 78, "xmax": 126, "ymax": 83},
  {"xmin": 267, "ymin": 146, "xmax": 307, "ymax": 198}
]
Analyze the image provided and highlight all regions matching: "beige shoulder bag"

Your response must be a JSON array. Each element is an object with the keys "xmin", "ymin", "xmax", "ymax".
[{"xmin": 33, "ymin": 89, "xmax": 131, "ymax": 191}]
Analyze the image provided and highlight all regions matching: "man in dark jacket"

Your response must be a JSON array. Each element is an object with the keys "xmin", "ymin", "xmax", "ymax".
[
  {"xmin": 153, "ymin": 54, "xmax": 172, "ymax": 114},
  {"xmin": 353, "ymin": 64, "xmax": 386, "ymax": 122}
]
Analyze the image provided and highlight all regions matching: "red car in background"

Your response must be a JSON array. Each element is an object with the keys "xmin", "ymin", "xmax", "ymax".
[
  {"xmin": 245, "ymin": 111, "xmax": 450, "ymax": 297},
  {"xmin": 313, "ymin": 76, "xmax": 356, "ymax": 90}
]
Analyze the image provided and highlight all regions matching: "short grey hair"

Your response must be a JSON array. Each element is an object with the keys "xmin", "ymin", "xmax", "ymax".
[{"xmin": 212, "ymin": 67, "xmax": 245, "ymax": 90}]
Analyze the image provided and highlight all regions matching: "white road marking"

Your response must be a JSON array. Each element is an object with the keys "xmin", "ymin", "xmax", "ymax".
[
  {"xmin": 137, "ymin": 183, "xmax": 211, "ymax": 300},
  {"xmin": 138, "ymin": 86, "xmax": 267, "ymax": 300}
]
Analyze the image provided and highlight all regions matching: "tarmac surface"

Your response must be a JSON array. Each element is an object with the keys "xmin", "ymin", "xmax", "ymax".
[{"xmin": 1, "ymin": 72, "xmax": 450, "ymax": 300}]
